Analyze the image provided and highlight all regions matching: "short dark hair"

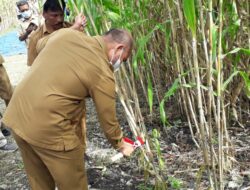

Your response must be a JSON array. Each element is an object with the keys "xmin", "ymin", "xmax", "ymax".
[
  {"xmin": 43, "ymin": 0, "xmax": 66, "ymax": 12},
  {"xmin": 16, "ymin": 0, "xmax": 29, "ymax": 8},
  {"xmin": 104, "ymin": 28, "xmax": 133, "ymax": 49}
]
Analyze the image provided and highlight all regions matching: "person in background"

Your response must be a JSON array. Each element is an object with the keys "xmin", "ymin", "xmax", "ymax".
[
  {"xmin": 0, "ymin": 54, "xmax": 18, "ymax": 152},
  {"xmin": 16, "ymin": 0, "xmax": 41, "ymax": 43},
  {"xmin": 27, "ymin": 0, "xmax": 87, "ymax": 66}
]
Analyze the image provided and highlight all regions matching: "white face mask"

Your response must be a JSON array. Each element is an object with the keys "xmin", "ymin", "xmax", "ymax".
[
  {"xmin": 21, "ymin": 10, "xmax": 32, "ymax": 19},
  {"xmin": 109, "ymin": 48, "xmax": 124, "ymax": 72}
]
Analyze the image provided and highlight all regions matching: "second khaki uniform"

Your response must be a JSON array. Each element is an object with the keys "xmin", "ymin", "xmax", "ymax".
[
  {"xmin": 27, "ymin": 22, "xmax": 71, "ymax": 66},
  {"xmin": 0, "ymin": 54, "xmax": 13, "ymax": 148},
  {"xmin": 0, "ymin": 54, "xmax": 13, "ymax": 105},
  {"xmin": 3, "ymin": 28, "xmax": 123, "ymax": 190}
]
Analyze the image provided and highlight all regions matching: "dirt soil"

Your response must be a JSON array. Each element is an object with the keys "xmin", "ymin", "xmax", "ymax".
[{"xmin": 0, "ymin": 55, "xmax": 249, "ymax": 190}]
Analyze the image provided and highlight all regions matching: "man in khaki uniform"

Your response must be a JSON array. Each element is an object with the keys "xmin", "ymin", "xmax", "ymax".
[
  {"xmin": 0, "ymin": 54, "xmax": 18, "ymax": 151},
  {"xmin": 3, "ymin": 28, "xmax": 134, "ymax": 189},
  {"xmin": 27, "ymin": 0, "xmax": 86, "ymax": 66}
]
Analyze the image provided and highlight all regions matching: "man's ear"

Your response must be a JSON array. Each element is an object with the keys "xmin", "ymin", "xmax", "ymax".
[
  {"xmin": 117, "ymin": 44, "xmax": 124, "ymax": 50},
  {"xmin": 43, "ymin": 12, "xmax": 47, "ymax": 19},
  {"xmin": 114, "ymin": 44, "xmax": 124, "ymax": 54}
]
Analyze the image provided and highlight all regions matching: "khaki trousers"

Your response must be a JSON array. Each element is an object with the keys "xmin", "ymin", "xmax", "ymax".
[{"xmin": 13, "ymin": 133, "xmax": 88, "ymax": 190}]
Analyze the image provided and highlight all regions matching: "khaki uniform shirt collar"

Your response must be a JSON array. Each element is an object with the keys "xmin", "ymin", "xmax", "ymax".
[
  {"xmin": 42, "ymin": 23, "xmax": 52, "ymax": 35},
  {"xmin": 43, "ymin": 22, "xmax": 72, "ymax": 35},
  {"xmin": 94, "ymin": 36, "xmax": 114, "ymax": 72}
]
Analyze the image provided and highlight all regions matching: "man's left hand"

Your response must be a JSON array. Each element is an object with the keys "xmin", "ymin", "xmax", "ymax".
[{"xmin": 119, "ymin": 139, "xmax": 135, "ymax": 157}]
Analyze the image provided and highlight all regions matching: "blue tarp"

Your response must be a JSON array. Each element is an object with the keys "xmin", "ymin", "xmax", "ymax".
[{"xmin": 0, "ymin": 30, "xmax": 27, "ymax": 56}]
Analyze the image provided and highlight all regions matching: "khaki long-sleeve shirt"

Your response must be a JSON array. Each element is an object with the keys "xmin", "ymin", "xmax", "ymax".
[{"xmin": 3, "ymin": 28, "xmax": 123, "ymax": 151}]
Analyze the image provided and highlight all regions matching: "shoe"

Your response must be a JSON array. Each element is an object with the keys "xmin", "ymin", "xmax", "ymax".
[
  {"xmin": 1, "ymin": 127, "xmax": 11, "ymax": 137},
  {"xmin": 1, "ymin": 122, "xmax": 11, "ymax": 137},
  {"xmin": 1, "ymin": 115, "xmax": 11, "ymax": 136},
  {"xmin": 0, "ymin": 142, "xmax": 18, "ymax": 152}
]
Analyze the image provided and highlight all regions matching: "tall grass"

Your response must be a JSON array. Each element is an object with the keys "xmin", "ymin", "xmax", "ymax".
[{"xmin": 0, "ymin": 0, "xmax": 17, "ymax": 33}]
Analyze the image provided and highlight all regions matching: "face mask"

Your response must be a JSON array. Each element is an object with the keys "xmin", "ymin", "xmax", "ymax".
[
  {"xmin": 21, "ymin": 10, "xmax": 32, "ymax": 19},
  {"xmin": 109, "ymin": 48, "xmax": 124, "ymax": 72}
]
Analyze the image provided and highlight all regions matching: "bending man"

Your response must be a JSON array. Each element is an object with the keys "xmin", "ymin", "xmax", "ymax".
[{"xmin": 3, "ymin": 28, "xmax": 134, "ymax": 190}]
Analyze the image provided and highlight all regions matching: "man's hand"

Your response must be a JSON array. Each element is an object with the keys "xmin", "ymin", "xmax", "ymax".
[
  {"xmin": 26, "ymin": 23, "xmax": 38, "ymax": 34},
  {"xmin": 71, "ymin": 13, "xmax": 87, "ymax": 31},
  {"xmin": 19, "ymin": 23, "xmax": 38, "ymax": 41},
  {"xmin": 119, "ymin": 139, "xmax": 135, "ymax": 157}
]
